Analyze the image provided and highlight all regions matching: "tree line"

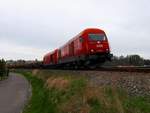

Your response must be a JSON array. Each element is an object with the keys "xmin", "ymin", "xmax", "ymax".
[
  {"xmin": 5, "ymin": 54, "xmax": 150, "ymax": 68},
  {"xmin": 104, "ymin": 54, "xmax": 150, "ymax": 66}
]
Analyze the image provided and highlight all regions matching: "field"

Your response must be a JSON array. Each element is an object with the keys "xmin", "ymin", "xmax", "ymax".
[{"xmin": 16, "ymin": 69, "xmax": 150, "ymax": 113}]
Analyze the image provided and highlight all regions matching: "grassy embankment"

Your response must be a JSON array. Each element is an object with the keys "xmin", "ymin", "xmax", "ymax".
[{"xmin": 17, "ymin": 70, "xmax": 150, "ymax": 113}]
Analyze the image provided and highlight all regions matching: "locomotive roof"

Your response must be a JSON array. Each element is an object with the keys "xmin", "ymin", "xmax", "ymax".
[
  {"xmin": 82, "ymin": 28, "xmax": 104, "ymax": 33},
  {"xmin": 59, "ymin": 28, "xmax": 105, "ymax": 49}
]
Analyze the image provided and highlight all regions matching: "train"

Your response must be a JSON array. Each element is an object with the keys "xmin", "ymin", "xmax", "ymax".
[{"xmin": 43, "ymin": 28, "xmax": 113, "ymax": 69}]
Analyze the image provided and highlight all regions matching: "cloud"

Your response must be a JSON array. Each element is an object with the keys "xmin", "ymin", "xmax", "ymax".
[
  {"xmin": 0, "ymin": 39, "xmax": 50, "ymax": 60},
  {"xmin": 0, "ymin": 0, "xmax": 150, "ymax": 60}
]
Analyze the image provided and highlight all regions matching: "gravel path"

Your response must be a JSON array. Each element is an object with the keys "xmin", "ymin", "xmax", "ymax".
[{"xmin": 0, "ymin": 73, "xmax": 31, "ymax": 113}]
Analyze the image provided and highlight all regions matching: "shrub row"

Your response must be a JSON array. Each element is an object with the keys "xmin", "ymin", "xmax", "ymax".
[{"xmin": 0, "ymin": 59, "xmax": 9, "ymax": 80}]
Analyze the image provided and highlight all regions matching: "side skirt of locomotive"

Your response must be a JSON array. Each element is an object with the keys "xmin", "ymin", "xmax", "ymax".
[
  {"xmin": 43, "ymin": 53, "xmax": 112, "ymax": 69},
  {"xmin": 81, "ymin": 53, "xmax": 112, "ymax": 68}
]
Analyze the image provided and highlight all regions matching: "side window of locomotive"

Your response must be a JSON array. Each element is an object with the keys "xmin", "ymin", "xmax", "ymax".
[{"xmin": 79, "ymin": 37, "xmax": 84, "ymax": 43}]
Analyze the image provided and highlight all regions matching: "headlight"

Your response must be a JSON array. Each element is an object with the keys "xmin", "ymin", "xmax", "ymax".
[
  {"xmin": 97, "ymin": 41, "xmax": 100, "ymax": 44},
  {"xmin": 91, "ymin": 49, "xmax": 94, "ymax": 52}
]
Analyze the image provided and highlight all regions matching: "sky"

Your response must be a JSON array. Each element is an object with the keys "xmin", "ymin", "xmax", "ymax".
[{"xmin": 0, "ymin": 0, "xmax": 150, "ymax": 60}]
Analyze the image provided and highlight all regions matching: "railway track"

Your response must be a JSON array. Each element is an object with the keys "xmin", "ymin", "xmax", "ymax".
[
  {"xmin": 58, "ymin": 66, "xmax": 150, "ymax": 73},
  {"xmin": 9, "ymin": 66, "xmax": 150, "ymax": 73},
  {"xmin": 93, "ymin": 67, "xmax": 150, "ymax": 73},
  {"xmin": 44, "ymin": 67, "xmax": 150, "ymax": 73}
]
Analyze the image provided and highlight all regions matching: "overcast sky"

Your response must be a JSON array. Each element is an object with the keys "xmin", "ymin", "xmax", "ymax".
[{"xmin": 0, "ymin": 0, "xmax": 150, "ymax": 60}]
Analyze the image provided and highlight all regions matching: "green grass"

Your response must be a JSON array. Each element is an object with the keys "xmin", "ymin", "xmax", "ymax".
[
  {"xmin": 87, "ymin": 97, "xmax": 102, "ymax": 113},
  {"xmin": 22, "ymin": 72, "xmax": 57, "ymax": 113},
  {"xmin": 21, "ymin": 71, "xmax": 88, "ymax": 113},
  {"xmin": 124, "ymin": 96, "xmax": 150, "ymax": 113},
  {"xmin": 16, "ymin": 70, "xmax": 150, "ymax": 113}
]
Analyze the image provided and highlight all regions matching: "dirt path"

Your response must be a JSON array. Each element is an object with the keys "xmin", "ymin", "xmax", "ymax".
[{"xmin": 0, "ymin": 73, "xmax": 31, "ymax": 113}]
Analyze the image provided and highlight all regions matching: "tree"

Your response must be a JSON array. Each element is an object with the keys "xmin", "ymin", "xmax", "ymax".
[
  {"xmin": 128, "ymin": 55, "xmax": 144, "ymax": 66},
  {"xmin": 0, "ymin": 59, "xmax": 8, "ymax": 79},
  {"xmin": 103, "ymin": 54, "xmax": 145, "ymax": 66}
]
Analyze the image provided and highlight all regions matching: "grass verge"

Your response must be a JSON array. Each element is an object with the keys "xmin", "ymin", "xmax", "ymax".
[
  {"xmin": 22, "ymin": 72, "xmax": 57, "ymax": 113},
  {"xmin": 16, "ymin": 70, "xmax": 150, "ymax": 113}
]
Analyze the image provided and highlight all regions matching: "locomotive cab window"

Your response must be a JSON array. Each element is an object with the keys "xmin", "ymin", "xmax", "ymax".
[{"xmin": 89, "ymin": 34, "xmax": 106, "ymax": 41}]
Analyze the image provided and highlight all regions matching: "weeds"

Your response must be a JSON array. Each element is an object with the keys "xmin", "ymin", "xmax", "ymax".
[{"xmin": 16, "ymin": 70, "xmax": 150, "ymax": 113}]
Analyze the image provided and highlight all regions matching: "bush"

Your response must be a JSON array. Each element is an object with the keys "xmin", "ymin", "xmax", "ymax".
[{"xmin": 0, "ymin": 59, "xmax": 9, "ymax": 79}]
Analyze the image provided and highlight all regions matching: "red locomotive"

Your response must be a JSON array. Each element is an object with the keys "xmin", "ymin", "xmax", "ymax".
[{"xmin": 43, "ymin": 28, "xmax": 112, "ymax": 68}]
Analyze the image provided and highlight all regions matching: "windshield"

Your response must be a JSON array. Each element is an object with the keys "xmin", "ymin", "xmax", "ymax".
[{"xmin": 88, "ymin": 34, "xmax": 106, "ymax": 41}]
